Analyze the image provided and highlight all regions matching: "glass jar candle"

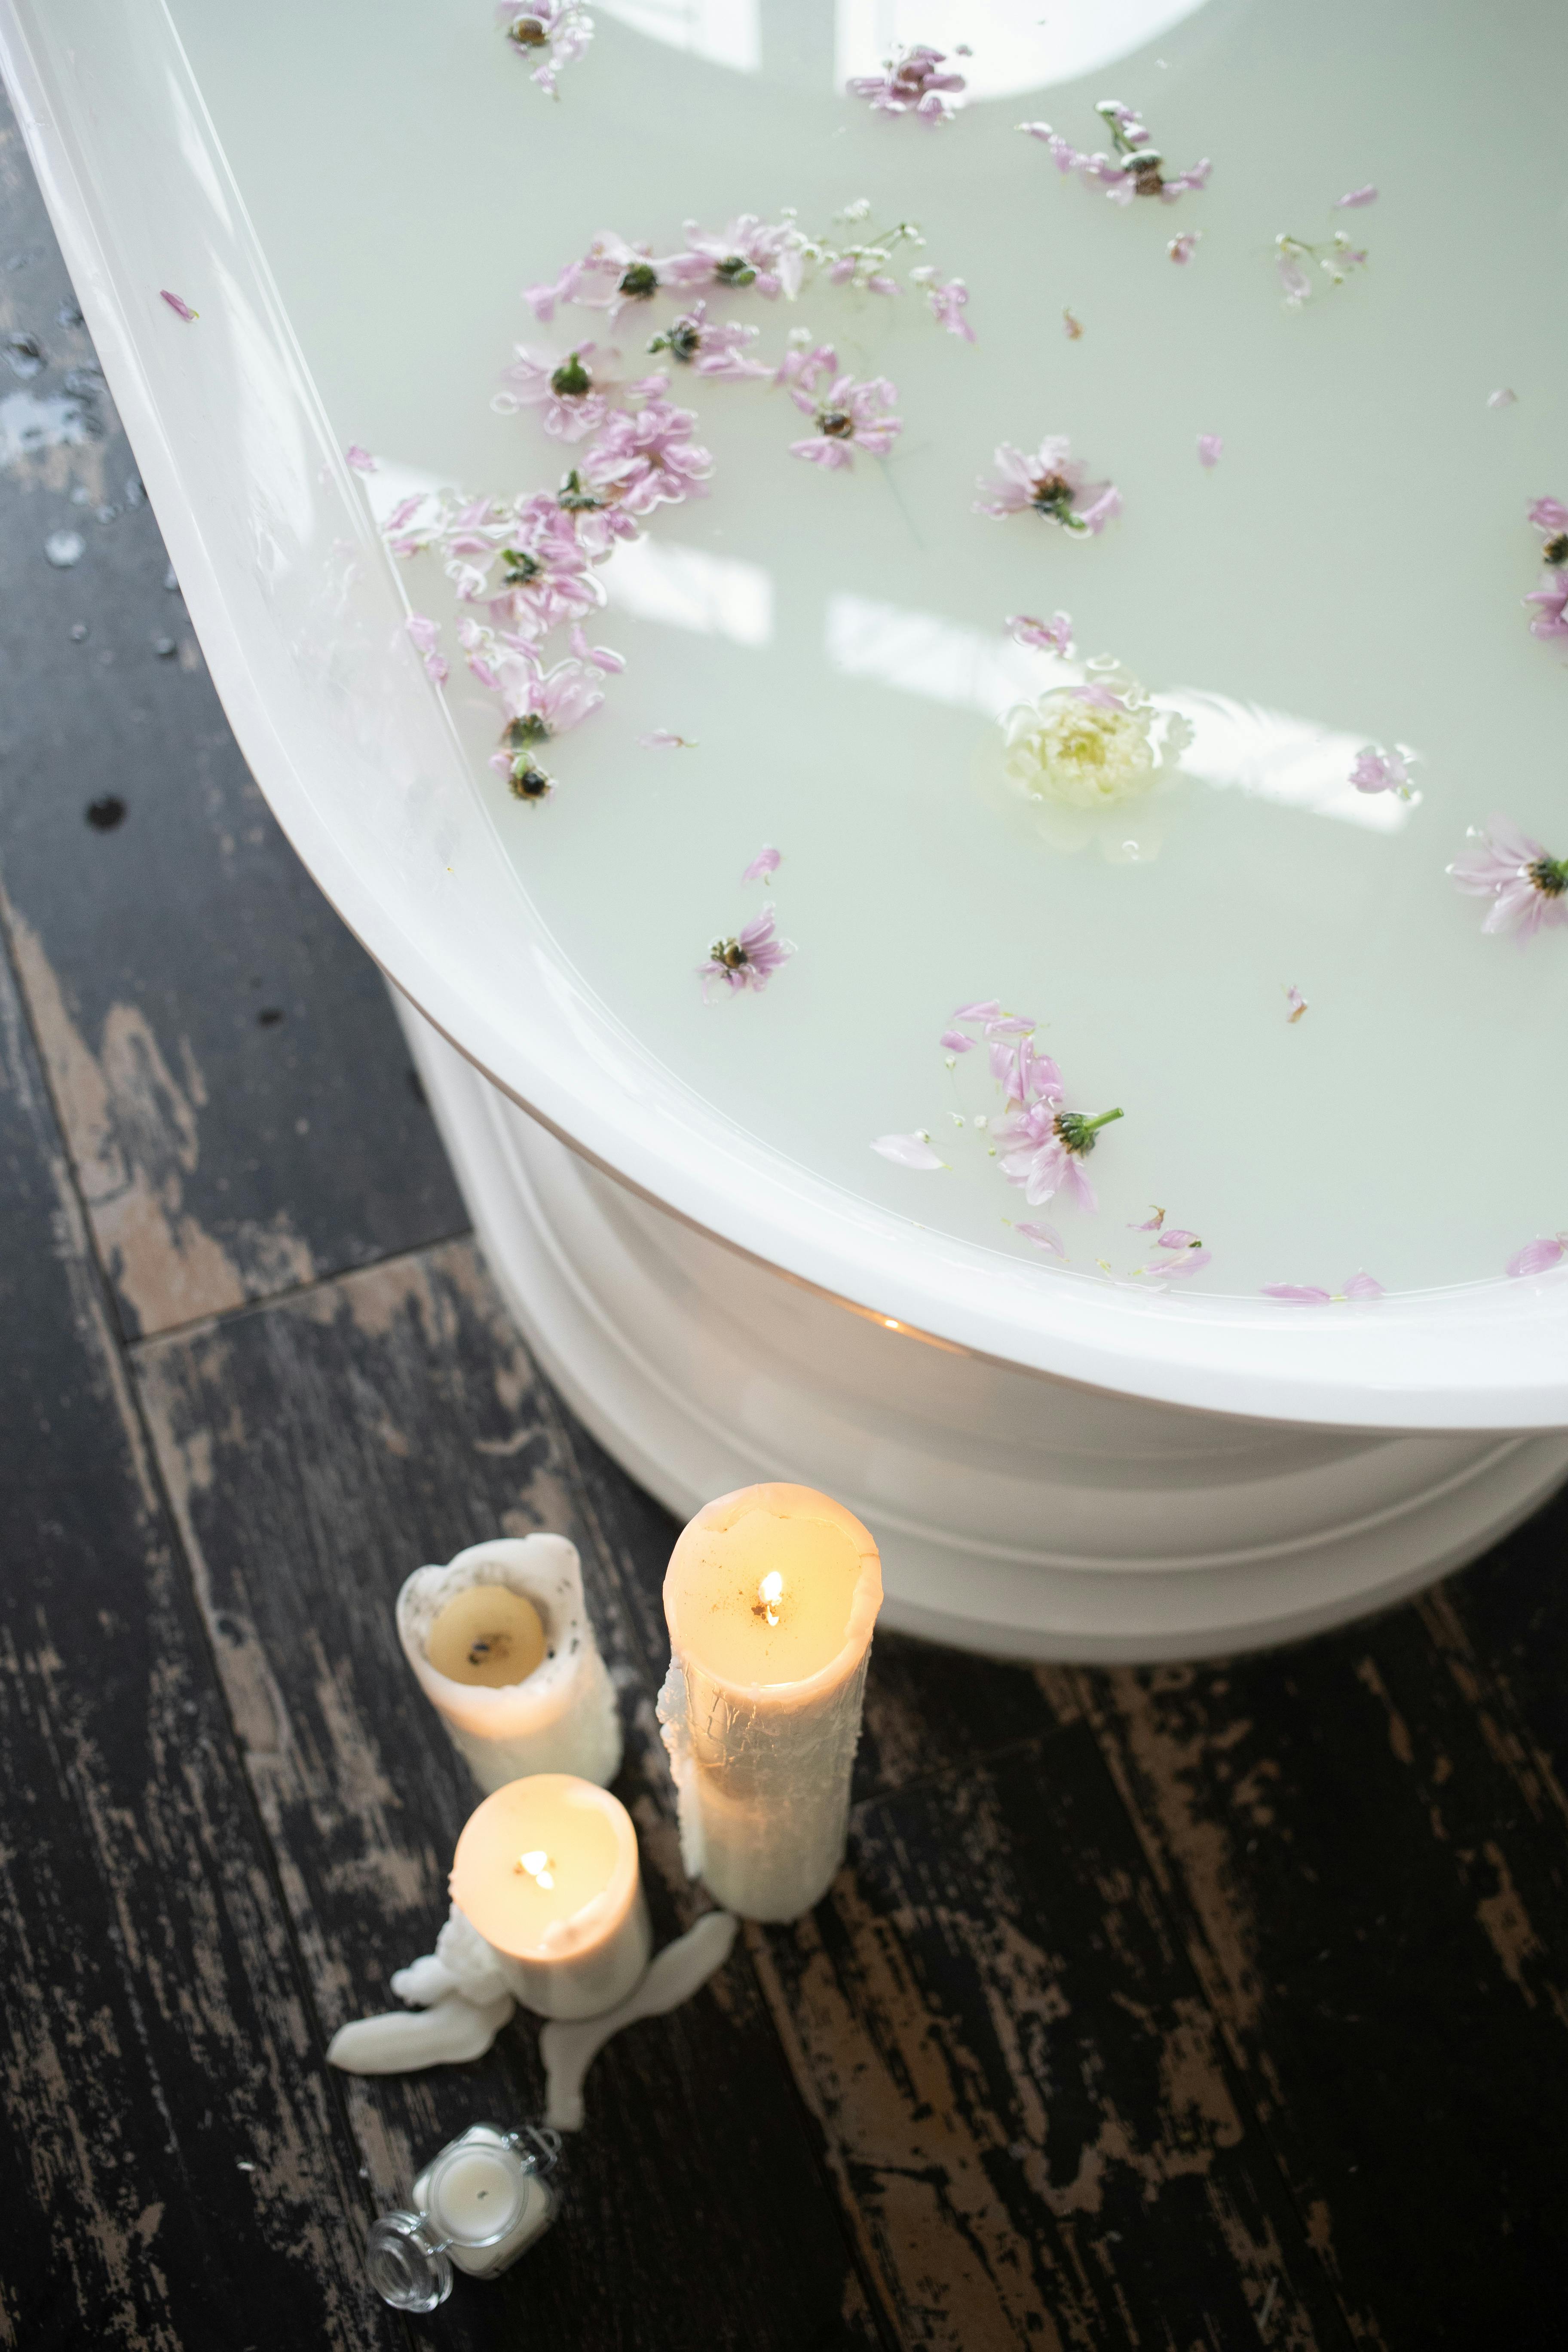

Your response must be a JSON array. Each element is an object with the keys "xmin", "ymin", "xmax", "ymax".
[{"xmin": 365, "ymin": 2123, "xmax": 561, "ymax": 2311}]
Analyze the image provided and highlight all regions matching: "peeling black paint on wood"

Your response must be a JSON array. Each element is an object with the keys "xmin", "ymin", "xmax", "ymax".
[
  {"xmin": 0, "ymin": 928, "xmax": 385, "ymax": 2349},
  {"xmin": 1076, "ymin": 1591, "xmax": 1568, "ymax": 2348},
  {"xmin": 134, "ymin": 1243, "xmax": 883, "ymax": 2352},
  {"xmin": 0, "ymin": 95, "xmax": 465, "ymax": 1345}
]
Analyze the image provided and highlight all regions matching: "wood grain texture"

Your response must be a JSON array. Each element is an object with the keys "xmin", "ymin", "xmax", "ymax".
[
  {"xmin": 135, "ymin": 1240, "xmax": 884, "ymax": 2352},
  {"xmin": 0, "ymin": 928, "xmax": 385, "ymax": 2350},
  {"xmin": 1075, "ymin": 1593, "xmax": 1568, "ymax": 2348},
  {"xmin": 0, "ymin": 99, "xmax": 466, "ymax": 1344}
]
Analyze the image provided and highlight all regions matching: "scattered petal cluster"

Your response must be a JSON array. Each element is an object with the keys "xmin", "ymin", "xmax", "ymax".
[
  {"xmin": 846, "ymin": 45, "xmax": 966, "ymax": 127},
  {"xmin": 1449, "ymin": 815, "xmax": 1568, "ymax": 941},
  {"xmin": 1349, "ymin": 743, "xmax": 1416, "ymax": 798},
  {"xmin": 1261, "ymin": 1274, "xmax": 1384, "ymax": 1303},
  {"xmin": 1020, "ymin": 98, "xmax": 1211, "ymax": 205},
  {"xmin": 1525, "ymin": 496, "xmax": 1568, "ymax": 643},
  {"xmin": 1274, "ymin": 229, "xmax": 1367, "ymax": 305},
  {"xmin": 498, "ymin": 2, "xmax": 594, "ymax": 98}
]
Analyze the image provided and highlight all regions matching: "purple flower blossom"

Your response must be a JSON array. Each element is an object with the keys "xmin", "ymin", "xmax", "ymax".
[
  {"xmin": 524, "ymin": 233, "xmax": 676, "ymax": 325},
  {"xmin": 1167, "ymin": 232, "xmax": 1200, "ymax": 264},
  {"xmin": 474, "ymin": 637, "xmax": 606, "ymax": 778},
  {"xmin": 1197, "ymin": 433, "xmax": 1223, "ymax": 469},
  {"xmin": 1349, "ymin": 744, "xmax": 1415, "ymax": 797},
  {"xmin": 452, "ymin": 492, "xmax": 605, "ymax": 636},
  {"xmin": 873, "ymin": 1131, "xmax": 945, "ymax": 1170},
  {"xmin": 1449, "ymin": 815, "xmax": 1568, "ymax": 941},
  {"xmin": 700, "ymin": 903, "xmax": 793, "ymax": 999},
  {"xmin": 346, "ymin": 444, "xmax": 377, "ymax": 473},
  {"xmin": 975, "ymin": 438, "xmax": 1120, "ymax": 534},
  {"xmin": 846, "ymin": 45, "xmax": 965, "ymax": 126},
  {"xmin": 1008, "ymin": 612, "xmax": 1075, "ymax": 656},
  {"xmin": 1285, "ymin": 985, "xmax": 1308, "ymax": 1023},
  {"xmin": 1018, "ymin": 104, "xmax": 1210, "ymax": 204},
  {"xmin": 1015, "ymin": 1221, "xmax": 1066, "ymax": 1257},
  {"xmin": 781, "ymin": 347, "xmax": 902, "ymax": 470},
  {"xmin": 496, "ymin": 2, "xmax": 593, "ymax": 98},
  {"xmin": 405, "ymin": 614, "xmax": 448, "ymax": 685},
  {"xmin": 498, "ymin": 344, "xmax": 617, "ymax": 441},
  {"xmin": 987, "ymin": 1044, "xmax": 1121, "ymax": 1216},
  {"xmin": 910, "ymin": 272, "xmax": 975, "ymax": 341},
  {"xmin": 668, "ymin": 215, "xmax": 804, "ymax": 302},
  {"xmin": 1525, "ymin": 574, "xmax": 1568, "ymax": 640},
  {"xmin": 1335, "ymin": 184, "xmax": 1378, "ymax": 208},
  {"xmin": 160, "ymin": 289, "xmax": 198, "ymax": 321},
  {"xmin": 1507, "ymin": 1237, "xmax": 1567, "ymax": 1279},
  {"xmin": 741, "ymin": 844, "xmax": 781, "ymax": 880},
  {"xmin": 645, "ymin": 300, "xmax": 769, "ymax": 380}
]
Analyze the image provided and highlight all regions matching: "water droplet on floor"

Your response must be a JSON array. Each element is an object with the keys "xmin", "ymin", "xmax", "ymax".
[
  {"xmin": 56, "ymin": 299, "xmax": 83, "ymax": 328},
  {"xmin": 95, "ymin": 503, "xmax": 119, "ymax": 525},
  {"xmin": 69, "ymin": 484, "xmax": 91, "ymax": 504},
  {"xmin": 85, "ymin": 796, "xmax": 126, "ymax": 831},
  {"xmin": 44, "ymin": 529, "xmax": 85, "ymax": 567},
  {"xmin": 124, "ymin": 476, "xmax": 145, "ymax": 507},
  {"xmin": 163, "ymin": 565, "xmax": 180, "ymax": 593},
  {"xmin": 3, "ymin": 332, "xmax": 44, "ymax": 379},
  {"xmin": 69, "ymin": 622, "xmax": 88, "ymax": 643},
  {"xmin": 0, "ymin": 389, "xmax": 91, "ymax": 469},
  {"xmin": 61, "ymin": 366, "xmax": 104, "ymax": 398},
  {"xmin": 257, "ymin": 1008, "xmax": 285, "ymax": 1027},
  {"xmin": 153, "ymin": 636, "xmax": 177, "ymax": 658}
]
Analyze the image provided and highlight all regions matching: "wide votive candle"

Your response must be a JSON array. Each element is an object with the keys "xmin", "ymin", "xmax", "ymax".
[
  {"xmin": 450, "ymin": 1773, "xmax": 650, "ymax": 2020},
  {"xmin": 397, "ymin": 1535, "xmax": 622, "ymax": 1793},
  {"xmin": 657, "ymin": 1483, "xmax": 883, "ymax": 1921}
]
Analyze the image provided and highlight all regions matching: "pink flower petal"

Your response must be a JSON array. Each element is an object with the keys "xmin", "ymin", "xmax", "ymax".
[
  {"xmin": 872, "ymin": 1133, "xmax": 946, "ymax": 1171},
  {"xmin": 1261, "ymin": 1284, "xmax": 1332, "ymax": 1304},
  {"xmin": 1341, "ymin": 1272, "xmax": 1385, "ymax": 1301},
  {"xmin": 938, "ymin": 1029, "xmax": 974, "ymax": 1053},
  {"xmin": 952, "ymin": 998, "xmax": 1001, "ymax": 1021},
  {"xmin": 741, "ymin": 845, "xmax": 781, "ymax": 881},
  {"xmin": 346, "ymin": 444, "xmax": 377, "ymax": 473},
  {"xmin": 159, "ymin": 289, "xmax": 197, "ymax": 321},
  {"xmin": 1156, "ymin": 1228, "xmax": 1201, "ymax": 1250},
  {"xmin": 1285, "ymin": 986, "xmax": 1308, "ymax": 1023},
  {"xmin": 1130, "ymin": 1208, "xmax": 1166, "ymax": 1231},
  {"xmin": 1197, "ymin": 433, "xmax": 1223, "ymax": 469},
  {"xmin": 1015, "ymin": 1221, "xmax": 1066, "ymax": 1257},
  {"xmin": 639, "ymin": 730, "xmax": 692, "ymax": 749},
  {"xmin": 1154, "ymin": 1248, "xmax": 1210, "ymax": 1279},
  {"xmin": 1335, "ymin": 184, "xmax": 1378, "ymax": 208},
  {"xmin": 1507, "ymin": 1237, "xmax": 1566, "ymax": 1279}
]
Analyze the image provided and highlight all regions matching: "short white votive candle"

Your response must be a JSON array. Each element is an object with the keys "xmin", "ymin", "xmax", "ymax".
[
  {"xmin": 657, "ymin": 1483, "xmax": 883, "ymax": 1921},
  {"xmin": 409, "ymin": 2125, "xmax": 555, "ymax": 2281},
  {"xmin": 398, "ymin": 1535, "xmax": 622, "ymax": 1793},
  {"xmin": 450, "ymin": 1773, "xmax": 650, "ymax": 2020}
]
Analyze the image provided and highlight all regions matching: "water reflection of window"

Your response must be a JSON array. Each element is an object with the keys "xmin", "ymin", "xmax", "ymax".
[
  {"xmin": 834, "ymin": 0, "xmax": 1211, "ymax": 100},
  {"xmin": 825, "ymin": 592, "xmax": 1415, "ymax": 834},
  {"xmin": 604, "ymin": 537, "xmax": 772, "ymax": 643},
  {"xmin": 600, "ymin": 0, "xmax": 760, "ymax": 72}
]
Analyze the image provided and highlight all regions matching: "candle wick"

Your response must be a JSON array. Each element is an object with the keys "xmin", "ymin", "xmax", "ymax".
[
  {"xmin": 515, "ymin": 1847, "xmax": 556, "ymax": 1891},
  {"xmin": 753, "ymin": 1571, "xmax": 784, "ymax": 1629}
]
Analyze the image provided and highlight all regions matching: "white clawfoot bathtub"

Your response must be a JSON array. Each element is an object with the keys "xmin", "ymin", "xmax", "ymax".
[{"xmin": 12, "ymin": 0, "xmax": 1566, "ymax": 1658}]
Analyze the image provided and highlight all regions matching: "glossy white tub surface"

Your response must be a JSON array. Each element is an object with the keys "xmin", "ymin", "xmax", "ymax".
[{"xmin": 8, "ymin": 0, "xmax": 1566, "ymax": 1656}]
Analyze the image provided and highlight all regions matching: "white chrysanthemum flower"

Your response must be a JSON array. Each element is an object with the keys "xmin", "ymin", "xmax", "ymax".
[{"xmin": 1001, "ymin": 686, "xmax": 1158, "ymax": 809}]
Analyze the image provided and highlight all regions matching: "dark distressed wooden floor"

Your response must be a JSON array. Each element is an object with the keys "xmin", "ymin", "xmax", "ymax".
[{"xmin": 2, "ymin": 94, "xmax": 1568, "ymax": 2352}]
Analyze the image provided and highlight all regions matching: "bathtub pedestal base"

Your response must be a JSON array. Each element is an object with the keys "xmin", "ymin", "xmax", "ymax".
[{"xmin": 398, "ymin": 1001, "xmax": 1568, "ymax": 1663}]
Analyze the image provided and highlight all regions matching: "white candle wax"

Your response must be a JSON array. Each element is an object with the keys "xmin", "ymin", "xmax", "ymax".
[
  {"xmin": 657, "ymin": 1483, "xmax": 883, "ymax": 1921},
  {"xmin": 410, "ymin": 2127, "xmax": 554, "ymax": 2280},
  {"xmin": 450, "ymin": 1773, "xmax": 650, "ymax": 2020},
  {"xmin": 397, "ymin": 1535, "xmax": 622, "ymax": 1793}
]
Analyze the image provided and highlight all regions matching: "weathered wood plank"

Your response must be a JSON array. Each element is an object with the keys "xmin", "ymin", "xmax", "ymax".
[
  {"xmin": 0, "ymin": 927, "xmax": 386, "ymax": 2347},
  {"xmin": 753, "ymin": 1729, "xmax": 1353, "ymax": 2352},
  {"xmin": 1075, "ymin": 1584, "xmax": 1568, "ymax": 2347},
  {"xmin": 0, "ymin": 97, "xmax": 466, "ymax": 1343},
  {"xmin": 135, "ymin": 1240, "xmax": 885, "ymax": 2352}
]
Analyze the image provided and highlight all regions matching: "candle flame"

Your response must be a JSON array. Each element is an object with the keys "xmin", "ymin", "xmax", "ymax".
[
  {"xmin": 517, "ymin": 1846, "xmax": 555, "ymax": 1891},
  {"xmin": 758, "ymin": 1570, "xmax": 783, "ymax": 1628}
]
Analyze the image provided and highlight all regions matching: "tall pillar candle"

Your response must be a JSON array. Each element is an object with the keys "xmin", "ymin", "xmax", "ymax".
[
  {"xmin": 657, "ymin": 1484, "xmax": 883, "ymax": 1922},
  {"xmin": 449, "ymin": 1773, "xmax": 650, "ymax": 2020},
  {"xmin": 397, "ymin": 1535, "xmax": 622, "ymax": 1792}
]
